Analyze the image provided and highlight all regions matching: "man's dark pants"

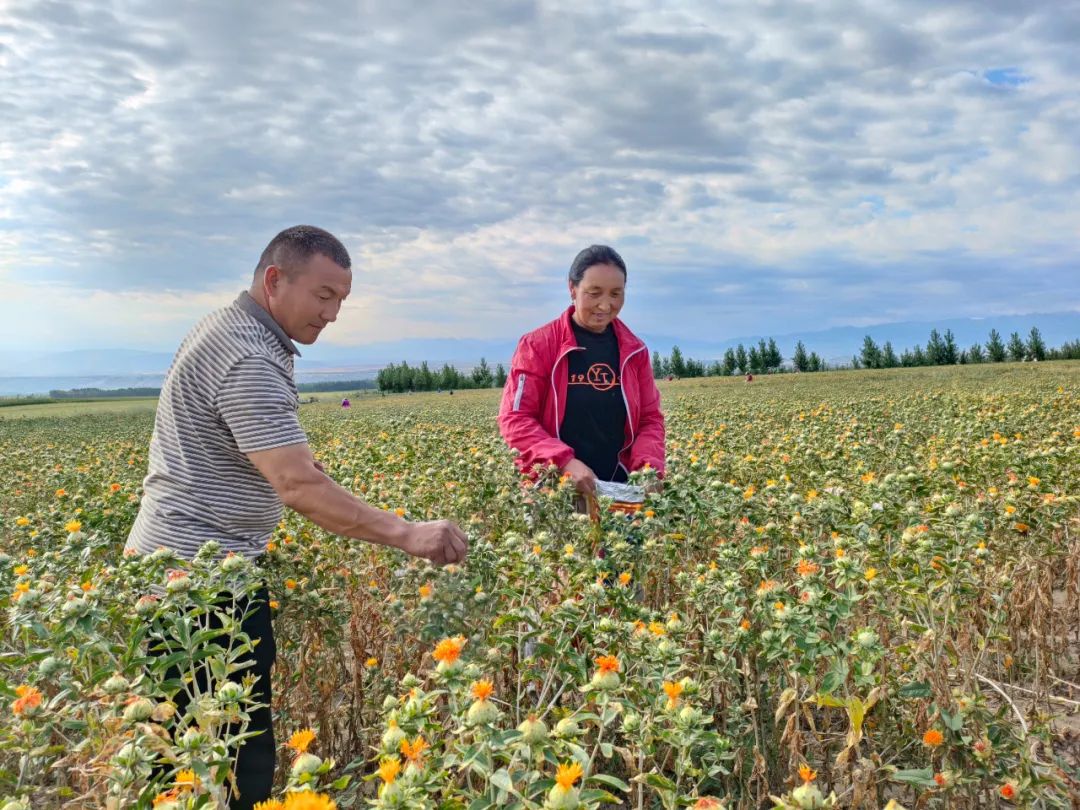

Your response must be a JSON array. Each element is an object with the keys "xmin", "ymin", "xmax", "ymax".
[{"xmin": 152, "ymin": 587, "xmax": 277, "ymax": 809}]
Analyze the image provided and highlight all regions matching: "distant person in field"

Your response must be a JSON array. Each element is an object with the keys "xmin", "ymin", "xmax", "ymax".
[
  {"xmin": 125, "ymin": 225, "xmax": 468, "ymax": 809},
  {"xmin": 498, "ymin": 244, "xmax": 666, "ymax": 495},
  {"xmin": 341, "ymin": 397, "xmax": 350, "ymax": 408}
]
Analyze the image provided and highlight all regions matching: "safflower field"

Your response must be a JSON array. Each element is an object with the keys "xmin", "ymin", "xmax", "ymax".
[{"xmin": 1, "ymin": 363, "xmax": 1078, "ymax": 809}]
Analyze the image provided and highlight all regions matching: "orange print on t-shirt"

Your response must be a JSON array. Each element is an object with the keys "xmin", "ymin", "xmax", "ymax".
[{"xmin": 569, "ymin": 363, "xmax": 619, "ymax": 392}]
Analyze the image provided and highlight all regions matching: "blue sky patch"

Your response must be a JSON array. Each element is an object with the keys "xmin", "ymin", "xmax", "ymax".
[{"xmin": 984, "ymin": 67, "xmax": 1031, "ymax": 87}]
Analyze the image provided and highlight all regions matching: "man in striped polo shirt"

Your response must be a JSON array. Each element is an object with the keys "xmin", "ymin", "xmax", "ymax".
[{"xmin": 127, "ymin": 225, "xmax": 468, "ymax": 808}]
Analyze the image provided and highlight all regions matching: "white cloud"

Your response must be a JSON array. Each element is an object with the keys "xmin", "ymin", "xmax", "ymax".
[{"xmin": 0, "ymin": 0, "xmax": 1077, "ymax": 349}]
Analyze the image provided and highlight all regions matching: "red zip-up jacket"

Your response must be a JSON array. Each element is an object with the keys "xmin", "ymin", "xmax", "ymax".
[{"xmin": 498, "ymin": 306, "xmax": 666, "ymax": 479}]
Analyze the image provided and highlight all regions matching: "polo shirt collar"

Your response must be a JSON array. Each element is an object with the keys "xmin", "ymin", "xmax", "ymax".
[{"xmin": 234, "ymin": 291, "xmax": 302, "ymax": 356}]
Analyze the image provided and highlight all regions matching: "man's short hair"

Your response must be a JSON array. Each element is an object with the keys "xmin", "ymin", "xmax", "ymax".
[{"xmin": 254, "ymin": 225, "xmax": 351, "ymax": 278}]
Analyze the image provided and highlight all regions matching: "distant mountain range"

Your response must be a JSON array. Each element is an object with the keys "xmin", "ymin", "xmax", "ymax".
[{"xmin": 2, "ymin": 311, "xmax": 1077, "ymax": 396}]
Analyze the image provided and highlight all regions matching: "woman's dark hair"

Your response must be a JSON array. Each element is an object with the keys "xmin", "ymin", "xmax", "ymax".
[{"xmin": 568, "ymin": 245, "xmax": 627, "ymax": 286}]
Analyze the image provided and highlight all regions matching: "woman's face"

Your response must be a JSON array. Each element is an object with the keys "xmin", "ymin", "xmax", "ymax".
[{"xmin": 569, "ymin": 263, "xmax": 625, "ymax": 333}]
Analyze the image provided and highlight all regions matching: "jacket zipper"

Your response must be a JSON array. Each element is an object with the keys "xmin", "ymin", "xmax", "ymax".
[
  {"xmin": 550, "ymin": 346, "xmax": 584, "ymax": 440},
  {"xmin": 618, "ymin": 345, "xmax": 646, "ymax": 452},
  {"xmin": 512, "ymin": 373, "xmax": 527, "ymax": 411}
]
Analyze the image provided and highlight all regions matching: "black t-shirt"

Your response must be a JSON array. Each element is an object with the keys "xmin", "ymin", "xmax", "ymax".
[{"xmin": 560, "ymin": 320, "xmax": 628, "ymax": 482}]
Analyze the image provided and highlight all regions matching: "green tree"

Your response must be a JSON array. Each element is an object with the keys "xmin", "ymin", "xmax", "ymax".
[
  {"xmin": 652, "ymin": 350, "xmax": 665, "ymax": 379},
  {"xmin": 417, "ymin": 361, "xmax": 434, "ymax": 391},
  {"xmin": 808, "ymin": 352, "xmax": 823, "ymax": 372},
  {"xmin": 669, "ymin": 346, "xmax": 687, "ymax": 377},
  {"xmin": 986, "ymin": 329, "xmax": 1006, "ymax": 362},
  {"xmin": 471, "ymin": 357, "xmax": 494, "ymax": 388},
  {"xmin": 1007, "ymin": 331, "xmax": 1026, "ymax": 362},
  {"xmin": 439, "ymin": 363, "xmax": 459, "ymax": 390},
  {"xmin": 792, "ymin": 341, "xmax": 810, "ymax": 372},
  {"xmin": 941, "ymin": 329, "xmax": 959, "ymax": 365},
  {"xmin": 926, "ymin": 329, "xmax": 945, "ymax": 365},
  {"xmin": 860, "ymin": 335, "xmax": 882, "ymax": 369},
  {"xmin": 766, "ymin": 338, "xmax": 783, "ymax": 371},
  {"xmin": 722, "ymin": 348, "xmax": 737, "ymax": 376},
  {"xmin": 748, "ymin": 345, "xmax": 764, "ymax": 374},
  {"xmin": 684, "ymin": 358, "xmax": 706, "ymax": 377},
  {"xmin": 494, "ymin": 363, "xmax": 508, "ymax": 388},
  {"xmin": 735, "ymin": 344, "xmax": 748, "ymax": 374},
  {"xmin": 881, "ymin": 341, "xmax": 899, "ymax": 368},
  {"xmin": 1027, "ymin": 327, "xmax": 1047, "ymax": 361},
  {"xmin": 756, "ymin": 339, "xmax": 770, "ymax": 373},
  {"xmin": 967, "ymin": 343, "xmax": 984, "ymax": 364},
  {"xmin": 912, "ymin": 345, "xmax": 927, "ymax": 366}
]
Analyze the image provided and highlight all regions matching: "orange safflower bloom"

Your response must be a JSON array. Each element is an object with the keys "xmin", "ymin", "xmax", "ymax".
[
  {"xmin": 418, "ymin": 583, "xmax": 433, "ymax": 599},
  {"xmin": 999, "ymin": 782, "xmax": 1016, "ymax": 801},
  {"xmin": 756, "ymin": 579, "xmax": 778, "ymax": 595},
  {"xmin": 174, "ymin": 769, "xmax": 200, "ymax": 790},
  {"xmin": 154, "ymin": 788, "xmax": 182, "ymax": 806},
  {"xmin": 662, "ymin": 681, "xmax": 684, "ymax": 709},
  {"xmin": 287, "ymin": 728, "xmax": 316, "ymax": 754},
  {"xmin": 432, "ymin": 635, "xmax": 466, "ymax": 664},
  {"xmin": 739, "ymin": 619, "xmax": 751, "ymax": 631},
  {"xmin": 922, "ymin": 729, "xmax": 944, "ymax": 747},
  {"xmin": 400, "ymin": 735, "xmax": 428, "ymax": 763},
  {"xmin": 796, "ymin": 559, "xmax": 819, "ymax": 577},
  {"xmin": 799, "ymin": 763, "xmax": 817, "ymax": 783},
  {"xmin": 693, "ymin": 799, "xmax": 723, "ymax": 810},
  {"xmin": 12, "ymin": 685, "xmax": 42, "ymax": 715},
  {"xmin": 554, "ymin": 761, "xmax": 583, "ymax": 789},
  {"xmin": 378, "ymin": 757, "xmax": 401, "ymax": 784},
  {"xmin": 471, "ymin": 679, "xmax": 494, "ymax": 701},
  {"xmin": 594, "ymin": 655, "xmax": 620, "ymax": 675}
]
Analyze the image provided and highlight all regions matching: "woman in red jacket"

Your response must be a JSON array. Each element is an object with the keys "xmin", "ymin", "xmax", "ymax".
[{"xmin": 498, "ymin": 245, "xmax": 666, "ymax": 495}]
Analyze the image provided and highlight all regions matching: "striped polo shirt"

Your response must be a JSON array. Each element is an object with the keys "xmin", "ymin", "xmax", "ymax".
[{"xmin": 125, "ymin": 291, "xmax": 308, "ymax": 560}]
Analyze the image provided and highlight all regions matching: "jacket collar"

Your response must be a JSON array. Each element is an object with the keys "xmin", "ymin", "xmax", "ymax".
[{"xmin": 558, "ymin": 305, "xmax": 644, "ymax": 356}]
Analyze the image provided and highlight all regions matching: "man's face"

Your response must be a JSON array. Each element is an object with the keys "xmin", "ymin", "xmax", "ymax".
[{"xmin": 264, "ymin": 253, "xmax": 352, "ymax": 345}]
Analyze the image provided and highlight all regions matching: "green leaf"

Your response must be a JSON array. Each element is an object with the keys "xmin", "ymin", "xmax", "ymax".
[
  {"xmin": 941, "ymin": 709, "xmax": 964, "ymax": 731},
  {"xmin": 889, "ymin": 768, "xmax": 939, "ymax": 788},
  {"xmin": 580, "ymin": 789, "xmax": 621, "ymax": 805},
  {"xmin": 489, "ymin": 769, "xmax": 516, "ymax": 795},
  {"xmin": 639, "ymin": 772, "xmax": 677, "ymax": 793},
  {"xmin": 587, "ymin": 774, "xmax": 630, "ymax": 792},
  {"xmin": 810, "ymin": 693, "xmax": 847, "ymax": 709},
  {"xmin": 898, "ymin": 681, "xmax": 932, "ymax": 698}
]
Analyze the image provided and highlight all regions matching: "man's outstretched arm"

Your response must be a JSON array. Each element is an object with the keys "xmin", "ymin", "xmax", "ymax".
[{"xmin": 247, "ymin": 442, "xmax": 468, "ymax": 565}]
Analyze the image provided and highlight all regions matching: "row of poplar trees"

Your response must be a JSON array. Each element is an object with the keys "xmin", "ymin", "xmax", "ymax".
[{"xmin": 853, "ymin": 327, "xmax": 1077, "ymax": 369}]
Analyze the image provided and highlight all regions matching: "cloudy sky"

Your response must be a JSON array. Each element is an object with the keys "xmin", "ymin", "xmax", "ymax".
[{"xmin": 2, "ymin": 0, "xmax": 1078, "ymax": 354}]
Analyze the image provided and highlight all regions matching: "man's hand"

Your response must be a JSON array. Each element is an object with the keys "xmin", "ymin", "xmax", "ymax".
[
  {"xmin": 401, "ymin": 520, "xmax": 469, "ymax": 565},
  {"xmin": 562, "ymin": 458, "xmax": 597, "ymax": 495}
]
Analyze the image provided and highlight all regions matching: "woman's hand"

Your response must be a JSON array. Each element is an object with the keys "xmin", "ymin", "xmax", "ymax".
[{"xmin": 562, "ymin": 458, "xmax": 597, "ymax": 495}]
